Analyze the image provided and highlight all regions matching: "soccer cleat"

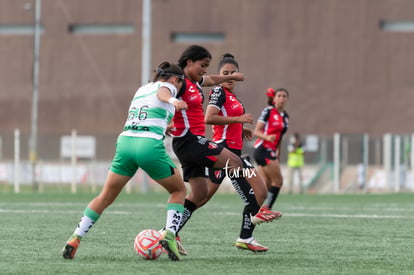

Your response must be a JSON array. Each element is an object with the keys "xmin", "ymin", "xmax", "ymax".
[
  {"xmin": 250, "ymin": 206, "xmax": 282, "ymax": 225},
  {"xmin": 159, "ymin": 230, "xmax": 181, "ymax": 261},
  {"xmin": 159, "ymin": 229, "xmax": 187, "ymax": 256},
  {"xmin": 235, "ymin": 237, "xmax": 268, "ymax": 252},
  {"xmin": 62, "ymin": 235, "xmax": 81, "ymax": 259},
  {"xmin": 176, "ymin": 235, "xmax": 188, "ymax": 256}
]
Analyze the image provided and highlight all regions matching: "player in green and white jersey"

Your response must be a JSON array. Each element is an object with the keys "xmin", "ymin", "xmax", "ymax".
[{"xmin": 62, "ymin": 62, "xmax": 188, "ymax": 261}]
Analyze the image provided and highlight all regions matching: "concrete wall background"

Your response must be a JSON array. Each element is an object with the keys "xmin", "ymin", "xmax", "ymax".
[{"xmin": 1, "ymin": 0, "xmax": 414, "ymax": 159}]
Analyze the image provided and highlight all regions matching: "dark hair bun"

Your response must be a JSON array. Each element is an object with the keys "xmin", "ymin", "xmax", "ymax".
[{"xmin": 222, "ymin": 53, "xmax": 235, "ymax": 59}]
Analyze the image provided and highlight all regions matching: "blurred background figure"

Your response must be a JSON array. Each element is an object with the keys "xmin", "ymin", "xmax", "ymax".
[
  {"xmin": 253, "ymin": 88, "xmax": 289, "ymax": 209},
  {"xmin": 287, "ymin": 132, "xmax": 305, "ymax": 194}
]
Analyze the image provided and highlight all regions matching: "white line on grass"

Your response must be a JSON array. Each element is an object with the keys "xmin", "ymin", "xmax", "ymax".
[
  {"xmin": 287, "ymin": 213, "xmax": 414, "ymax": 219},
  {"xmin": 286, "ymin": 206, "xmax": 414, "ymax": 212},
  {"xmin": 1, "ymin": 208, "xmax": 413, "ymax": 219},
  {"xmin": 0, "ymin": 202, "xmax": 161, "ymax": 207},
  {"xmin": 0, "ymin": 209, "xmax": 131, "ymax": 215},
  {"xmin": 3, "ymin": 203, "xmax": 412, "ymax": 212}
]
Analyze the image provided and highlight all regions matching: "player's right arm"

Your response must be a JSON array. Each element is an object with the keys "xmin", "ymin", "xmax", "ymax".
[{"xmin": 157, "ymin": 86, "xmax": 187, "ymax": 111}]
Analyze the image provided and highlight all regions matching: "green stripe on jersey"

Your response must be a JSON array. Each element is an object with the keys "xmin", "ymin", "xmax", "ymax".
[
  {"xmin": 133, "ymin": 89, "xmax": 158, "ymax": 101},
  {"xmin": 145, "ymin": 107, "xmax": 169, "ymax": 119}
]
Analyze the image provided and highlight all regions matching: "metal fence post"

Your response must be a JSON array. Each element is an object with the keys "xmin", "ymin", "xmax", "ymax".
[{"xmin": 333, "ymin": 133, "xmax": 340, "ymax": 193}]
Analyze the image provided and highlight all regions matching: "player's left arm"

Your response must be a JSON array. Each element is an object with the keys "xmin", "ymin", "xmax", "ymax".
[
  {"xmin": 202, "ymin": 73, "xmax": 244, "ymax": 87},
  {"xmin": 243, "ymin": 127, "xmax": 253, "ymax": 141},
  {"xmin": 205, "ymin": 106, "xmax": 252, "ymax": 125},
  {"xmin": 253, "ymin": 122, "xmax": 276, "ymax": 142}
]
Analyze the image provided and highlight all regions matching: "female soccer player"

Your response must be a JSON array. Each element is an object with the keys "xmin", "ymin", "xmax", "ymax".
[
  {"xmin": 200, "ymin": 53, "xmax": 275, "ymax": 252},
  {"xmin": 253, "ymin": 88, "xmax": 290, "ymax": 209},
  {"xmin": 62, "ymin": 62, "xmax": 188, "ymax": 261},
  {"xmin": 170, "ymin": 45, "xmax": 282, "ymax": 255}
]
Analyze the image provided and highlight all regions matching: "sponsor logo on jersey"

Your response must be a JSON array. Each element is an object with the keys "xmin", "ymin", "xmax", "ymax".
[
  {"xmin": 189, "ymin": 86, "xmax": 196, "ymax": 93},
  {"xmin": 189, "ymin": 94, "xmax": 199, "ymax": 101},
  {"xmin": 210, "ymin": 91, "xmax": 221, "ymax": 98},
  {"xmin": 231, "ymin": 103, "xmax": 240, "ymax": 110}
]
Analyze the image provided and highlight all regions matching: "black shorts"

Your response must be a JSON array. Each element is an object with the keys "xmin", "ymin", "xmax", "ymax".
[
  {"xmin": 253, "ymin": 145, "xmax": 277, "ymax": 166},
  {"xmin": 172, "ymin": 131, "xmax": 224, "ymax": 181},
  {"xmin": 208, "ymin": 146, "xmax": 254, "ymax": 184}
]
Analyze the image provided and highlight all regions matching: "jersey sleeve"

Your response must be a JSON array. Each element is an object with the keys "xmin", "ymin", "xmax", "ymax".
[
  {"xmin": 208, "ymin": 87, "xmax": 225, "ymax": 110},
  {"xmin": 159, "ymin": 82, "xmax": 178, "ymax": 97},
  {"xmin": 258, "ymin": 107, "xmax": 271, "ymax": 123}
]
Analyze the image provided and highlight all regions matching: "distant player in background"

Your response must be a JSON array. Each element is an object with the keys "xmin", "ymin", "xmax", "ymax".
[
  {"xmin": 253, "ymin": 88, "xmax": 289, "ymax": 209},
  {"xmin": 287, "ymin": 132, "xmax": 305, "ymax": 194},
  {"xmin": 170, "ymin": 45, "xmax": 282, "ymax": 255},
  {"xmin": 199, "ymin": 53, "xmax": 275, "ymax": 252},
  {"xmin": 62, "ymin": 62, "xmax": 188, "ymax": 261}
]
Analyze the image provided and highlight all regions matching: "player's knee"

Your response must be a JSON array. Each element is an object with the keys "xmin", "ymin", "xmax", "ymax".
[
  {"xmin": 277, "ymin": 176, "xmax": 284, "ymax": 187},
  {"xmin": 227, "ymin": 155, "xmax": 243, "ymax": 169}
]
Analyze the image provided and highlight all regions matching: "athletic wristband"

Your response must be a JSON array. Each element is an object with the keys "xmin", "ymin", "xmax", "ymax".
[{"xmin": 168, "ymin": 97, "xmax": 178, "ymax": 104}]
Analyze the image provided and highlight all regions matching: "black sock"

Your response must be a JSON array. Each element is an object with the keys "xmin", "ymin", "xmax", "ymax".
[
  {"xmin": 176, "ymin": 199, "xmax": 197, "ymax": 235},
  {"xmin": 265, "ymin": 186, "xmax": 281, "ymax": 209},
  {"xmin": 230, "ymin": 177, "xmax": 260, "ymax": 215},
  {"xmin": 239, "ymin": 206, "xmax": 255, "ymax": 239}
]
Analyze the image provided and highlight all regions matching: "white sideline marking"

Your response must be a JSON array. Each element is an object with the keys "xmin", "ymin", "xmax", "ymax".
[
  {"xmin": 0, "ymin": 208, "xmax": 413, "ymax": 219},
  {"xmin": 286, "ymin": 206, "xmax": 414, "ymax": 212},
  {"xmin": 287, "ymin": 213, "xmax": 414, "ymax": 219},
  {"xmin": 216, "ymin": 211, "xmax": 414, "ymax": 219},
  {"xmin": 0, "ymin": 202, "xmax": 162, "ymax": 207},
  {"xmin": 3, "ymin": 203, "xmax": 411, "ymax": 212},
  {"xmin": 0, "ymin": 209, "xmax": 131, "ymax": 215}
]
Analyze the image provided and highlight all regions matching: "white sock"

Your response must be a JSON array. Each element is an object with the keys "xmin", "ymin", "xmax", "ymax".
[
  {"xmin": 166, "ymin": 209, "xmax": 183, "ymax": 235},
  {"xmin": 74, "ymin": 215, "xmax": 96, "ymax": 238}
]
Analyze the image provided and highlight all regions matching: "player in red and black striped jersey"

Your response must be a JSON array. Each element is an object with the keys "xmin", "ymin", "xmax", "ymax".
[
  {"xmin": 169, "ymin": 46, "xmax": 282, "ymax": 255},
  {"xmin": 253, "ymin": 88, "xmax": 290, "ymax": 210},
  {"xmin": 169, "ymin": 77, "xmax": 205, "ymax": 137},
  {"xmin": 170, "ymin": 46, "xmax": 245, "ymax": 183},
  {"xmin": 199, "ymin": 53, "xmax": 278, "ymax": 252}
]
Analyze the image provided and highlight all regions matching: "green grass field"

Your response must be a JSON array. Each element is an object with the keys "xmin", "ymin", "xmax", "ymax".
[{"xmin": 0, "ymin": 191, "xmax": 413, "ymax": 275}]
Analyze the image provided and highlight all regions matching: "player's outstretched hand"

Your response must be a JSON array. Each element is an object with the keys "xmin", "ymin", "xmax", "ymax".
[
  {"xmin": 174, "ymin": 100, "xmax": 188, "ymax": 111},
  {"xmin": 232, "ymin": 72, "xmax": 245, "ymax": 81}
]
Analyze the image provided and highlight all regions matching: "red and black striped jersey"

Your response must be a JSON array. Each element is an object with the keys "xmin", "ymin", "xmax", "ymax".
[
  {"xmin": 208, "ymin": 86, "xmax": 245, "ymax": 150},
  {"xmin": 170, "ymin": 77, "xmax": 205, "ymax": 137},
  {"xmin": 254, "ymin": 106, "xmax": 289, "ymax": 151}
]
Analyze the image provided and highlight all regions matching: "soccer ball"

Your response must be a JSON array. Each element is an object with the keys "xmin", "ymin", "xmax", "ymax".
[{"xmin": 134, "ymin": 229, "xmax": 163, "ymax": 260}]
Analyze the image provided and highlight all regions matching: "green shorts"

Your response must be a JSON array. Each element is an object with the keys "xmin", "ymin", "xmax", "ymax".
[{"xmin": 110, "ymin": 135, "xmax": 176, "ymax": 180}]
